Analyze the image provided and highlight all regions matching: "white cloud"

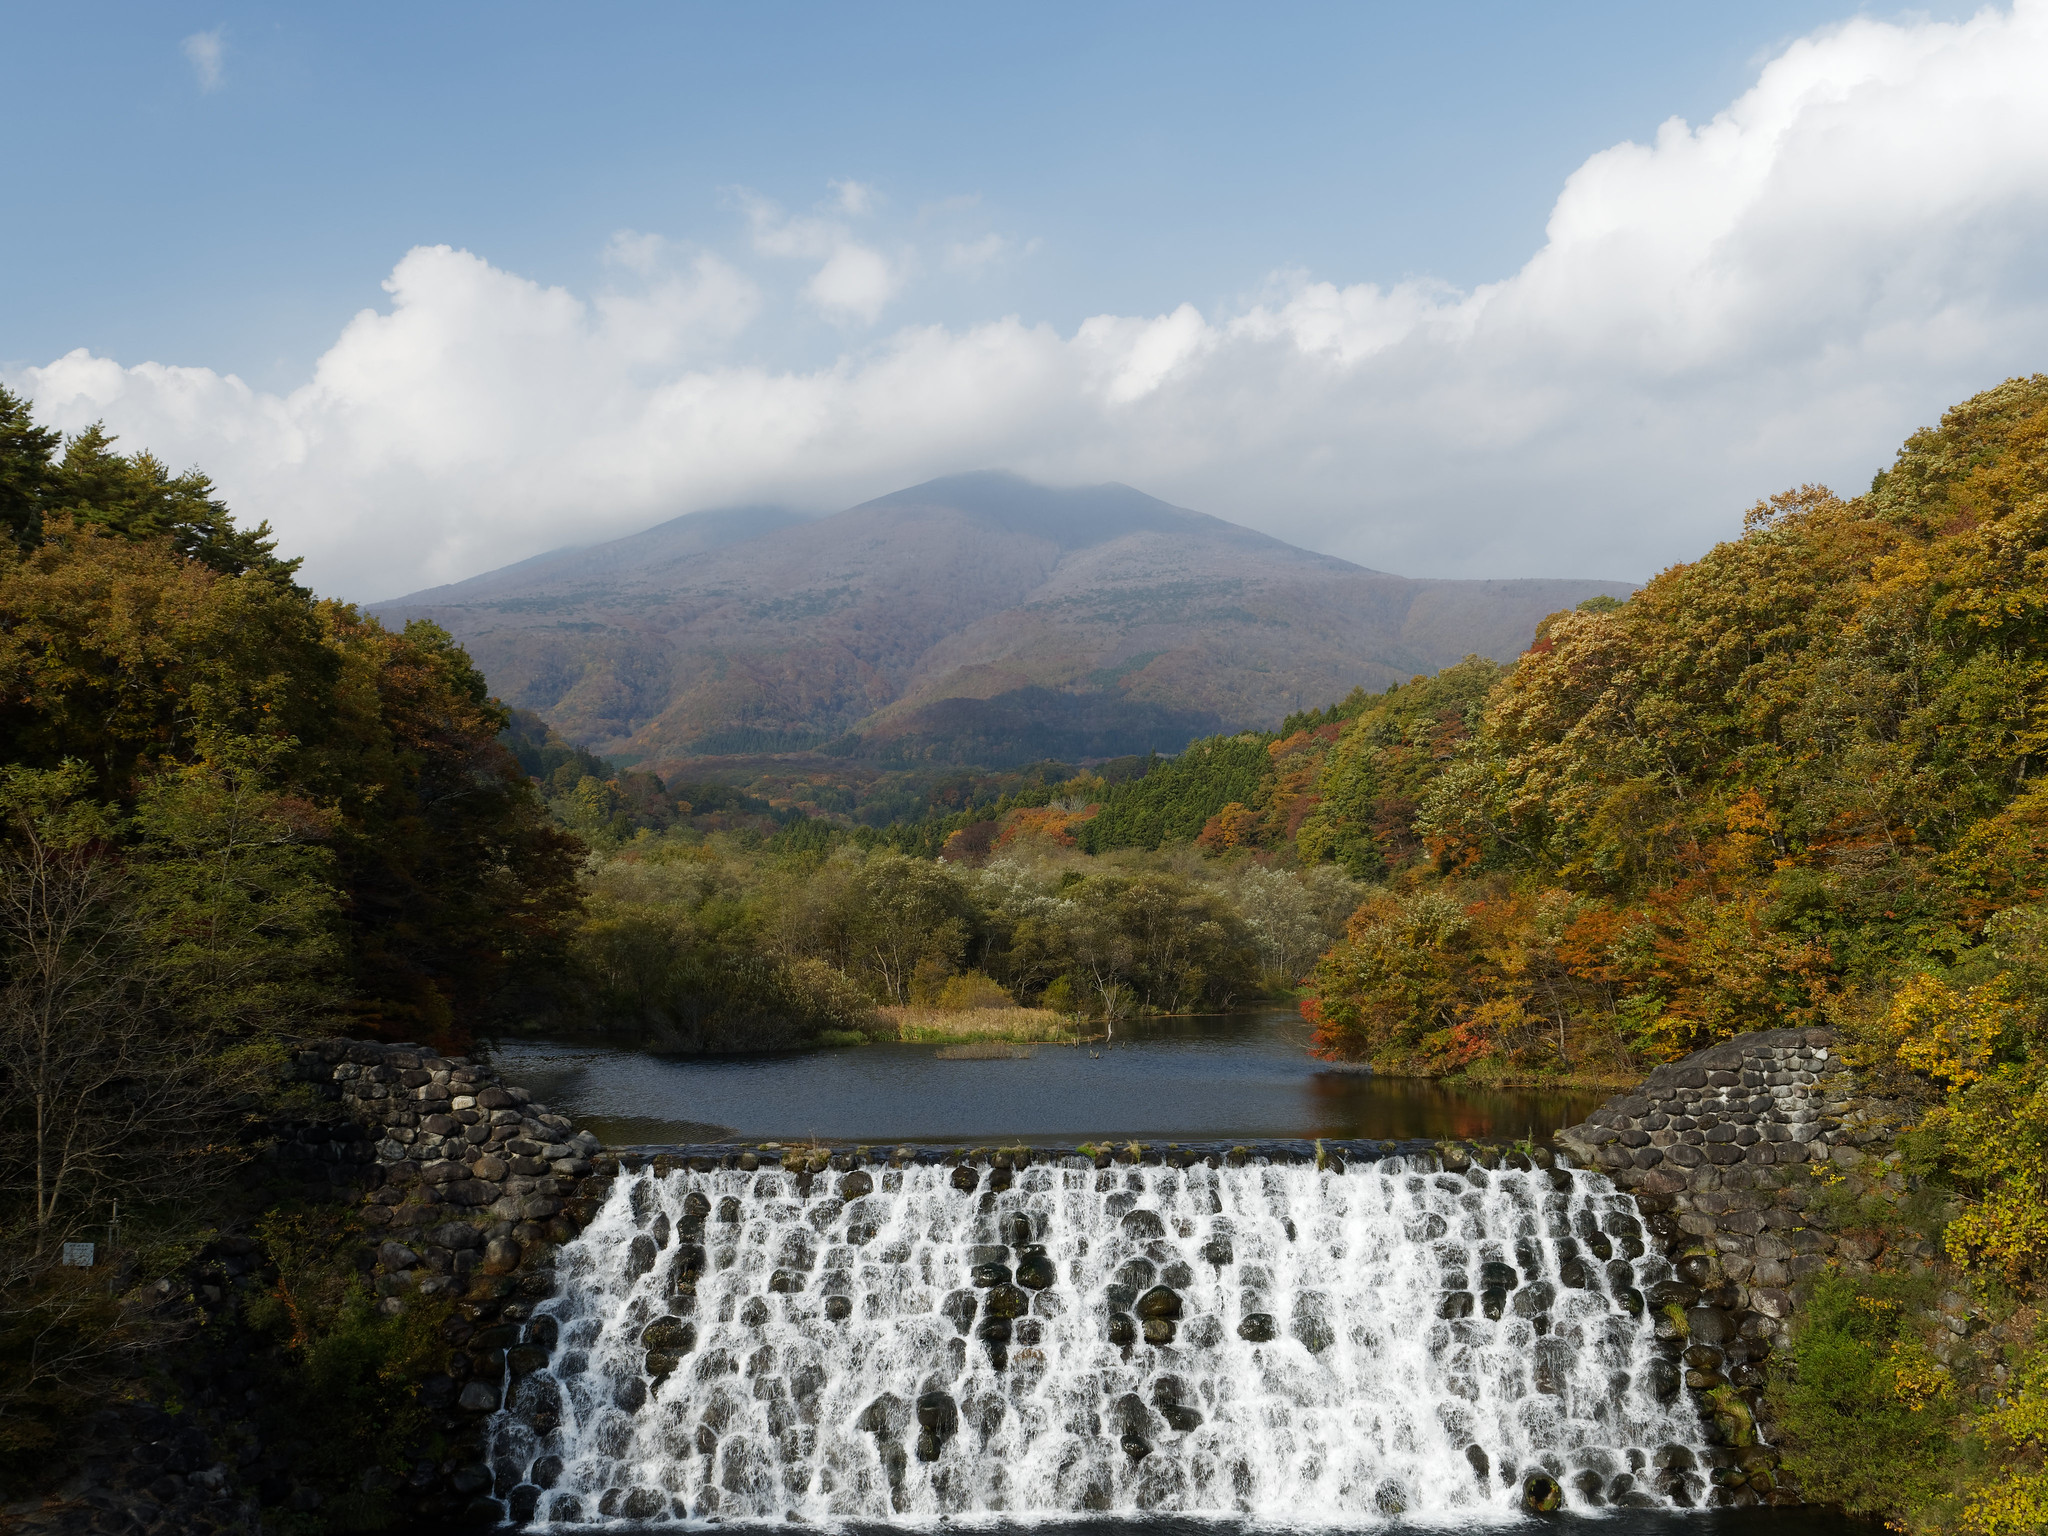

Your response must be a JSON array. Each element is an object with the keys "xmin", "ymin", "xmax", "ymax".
[
  {"xmin": 831, "ymin": 179, "xmax": 877, "ymax": 217},
  {"xmin": 19, "ymin": 3, "xmax": 2048, "ymax": 601},
  {"xmin": 181, "ymin": 29, "xmax": 223, "ymax": 92},
  {"xmin": 742, "ymin": 193, "xmax": 838, "ymax": 261},
  {"xmin": 602, "ymin": 229, "xmax": 668, "ymax": 276},
  {"xmin": 803, "ymin": 243, "xmax": 904, "ymax": 324},
  {"xmin": 743, "ymin": 188, "xmax": 908, "ymax": 323},
  {"xmin": 945, "ymin": 233, "xmax": 1009, "ymax": 272}
]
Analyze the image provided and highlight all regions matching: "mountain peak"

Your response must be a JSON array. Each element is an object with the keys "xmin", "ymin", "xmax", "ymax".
[
  {"xmin": 375, "ymin": 472, "xmax": 1635, "ymax": 768},
  {"xmin": 856, "ymin": 471, "xmax": 1235, "ymax": 552}
]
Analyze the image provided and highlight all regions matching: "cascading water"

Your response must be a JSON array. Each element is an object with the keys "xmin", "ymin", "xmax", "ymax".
[{"xmin": 487, "ymin": 1153, "xmax": 1711, "ymax": 1524}]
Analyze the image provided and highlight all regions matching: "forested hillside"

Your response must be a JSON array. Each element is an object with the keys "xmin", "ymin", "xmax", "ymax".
[
  {"xmin": 0, "ymin": 392, "xmax": 584, "ymax": 1052},
  {"xmin": 0, "ymin": 386, "xmax": 586, "ymax": 1438},
  {"xmin": 1290, "ymin": 378, "xmax": 2048, "ymax": 1089},
  {"xmin": 1383, "ymin": 373, "xmax": 2048, "ymax": 1536}
]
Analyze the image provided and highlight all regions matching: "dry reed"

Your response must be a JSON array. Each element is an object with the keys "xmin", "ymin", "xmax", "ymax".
[{"xmin": 880, "ymin": 1005, "xmax": 1080, "ymax": 1045}]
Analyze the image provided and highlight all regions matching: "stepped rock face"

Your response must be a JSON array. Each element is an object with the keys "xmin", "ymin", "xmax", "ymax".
[
  {"xmin": 489, "ymin": 1142, "xmax": 1716, "ymax": 1520},
  {"xmin": 373, "ymin": 473, "xmax": 1634, "ymax": 768}
]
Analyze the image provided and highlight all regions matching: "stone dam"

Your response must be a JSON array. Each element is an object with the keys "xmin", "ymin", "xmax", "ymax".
[{"xmin": 66, "ymin": 1025, "xmax": 1894, "ymax": 1531}]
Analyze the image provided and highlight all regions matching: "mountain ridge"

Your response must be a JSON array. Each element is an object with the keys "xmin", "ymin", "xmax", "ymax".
[{"xmin": 373, "ymin": 473, "xmax": 1635, "ymax": 770}]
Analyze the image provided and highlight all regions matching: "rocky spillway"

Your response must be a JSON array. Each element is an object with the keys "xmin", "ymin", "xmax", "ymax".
[{"xmin": 483, "ymin": 1149, "xmax": 1715, "ymax": 1523}]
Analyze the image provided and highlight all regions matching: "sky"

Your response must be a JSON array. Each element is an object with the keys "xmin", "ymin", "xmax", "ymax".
[{"xmin": 6, "ymin": 1, "xmax": 2045, "ymax": 601}]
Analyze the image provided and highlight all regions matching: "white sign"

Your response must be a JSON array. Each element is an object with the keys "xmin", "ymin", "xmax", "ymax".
[{"xmin": 61, "ymin": 1242, "xmax": 95, "ymax": 1267}]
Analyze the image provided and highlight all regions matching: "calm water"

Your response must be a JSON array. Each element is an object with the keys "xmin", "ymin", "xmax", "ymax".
[{"xmin": 488, "ymin": 1008, "xmax": 1605, "ymax": 1147}]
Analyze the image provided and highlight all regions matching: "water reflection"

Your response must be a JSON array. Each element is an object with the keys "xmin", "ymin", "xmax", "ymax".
[{"xmin": 490, "ymin": 1008, "xmax": 1606, "ymax": 1146}]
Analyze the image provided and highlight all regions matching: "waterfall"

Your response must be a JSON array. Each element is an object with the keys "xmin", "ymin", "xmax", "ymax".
[{"xmin": 487, "ymin": 1153, "xmax": 1712, "ymax": 1524}]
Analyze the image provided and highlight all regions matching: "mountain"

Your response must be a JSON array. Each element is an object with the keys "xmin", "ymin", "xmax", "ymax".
[{"xmin": 372, "ymin": 474, "xmax": 1635, "ymax": 769}]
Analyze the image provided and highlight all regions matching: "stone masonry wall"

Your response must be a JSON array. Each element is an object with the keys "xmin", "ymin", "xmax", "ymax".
[
  {"xmin": 10, "ymin": 1041, "xmax": 617, "ymax": 1536},
  {"xmin": 282, "ymin": 1039, "xmax": 613, "ymax": 1525},
  {"xmin": 1555, "ymin": 1025, "xmax": 1910, "ymax": 1497}
]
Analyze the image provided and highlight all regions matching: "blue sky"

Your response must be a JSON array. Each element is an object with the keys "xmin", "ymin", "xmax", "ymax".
[
  {"xmin": 6, "ymin": 2, "xmax": 2043, "ymax": 599},
  {"xmin": 8, "ymin": 1, "xmax": 1910, "ymax": 384}
]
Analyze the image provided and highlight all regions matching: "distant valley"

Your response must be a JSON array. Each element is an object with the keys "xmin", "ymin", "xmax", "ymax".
[{"xmin": 374, "ymin": 473, "xmax": 1634, "ymax": 771}]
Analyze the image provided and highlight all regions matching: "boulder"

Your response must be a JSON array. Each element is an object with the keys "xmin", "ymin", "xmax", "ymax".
[
  {"xmin": 1015, "ymin": 1248, "xmax": 1058, "ymax": 1290},
  {"xmin": 481, "ymin": 1238, "xmax": 522, "ymax": 1276},
  {"xmin": 858, "ymin": 1394, "xmax": 910, "ymax": 1438},
  {"xmin": 941, "ymin": 1289, "xmax": 978, "ymax": 1335},
  {"xmin": 1135, "ymin": 1286, "xmax": 1183, "ymax": 1321},
  {"xmin": 377, "ymin": 1241, "xmax": 419, "ymax": 1270},
  {"xmin": 642, "ymin": 1318, "xmax": 694, "ymax": 1352},
  {"xmin": 1121, "ymin": 1210, "xmax": 1166, "ymax": 1240},
  {"xmin": 983, "ymin": 1283, "xmax": 1029, "ymax": 1320},
  {"xmin": 1289, "ymin": 1292, "xmax": 1334, "ymax": 1354},
  {"xmin": 1646, "ymin": 1358, "xmax": 1681, "ymax": 1400},
  {"xmin": 916, "ymin": 1390, "xmax": 959, "ymax": 1443},
  {"xmin": 1685, "ymin": 1307, "xmax": 1735, "ymax": 1347},
  {"xmin": 507, "ymin": 1344, "xmax": 550, "ymax": 1378}
]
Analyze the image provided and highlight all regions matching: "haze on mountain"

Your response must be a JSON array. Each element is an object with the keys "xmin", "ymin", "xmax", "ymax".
[{"xmin": 375, "ymin": 473, "xmax": 1633, "ymax": 770}]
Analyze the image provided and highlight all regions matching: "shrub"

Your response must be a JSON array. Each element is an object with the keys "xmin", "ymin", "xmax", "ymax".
[
  {"xmin": 1771, "ymin": 1273, "xmax": 1959, "ymax": 1520},
  {"xmin": 936, "ymin": 971, "xmax": 1014, "ymax": 1010}
]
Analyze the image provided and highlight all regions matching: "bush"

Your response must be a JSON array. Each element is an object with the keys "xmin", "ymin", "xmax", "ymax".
[
  {"xmin": 1771, "ymin": 1273, "xmax": 1960, "ymax": 1521},
  {"xmin": 242, "ymin": 1209, "xmax": 453, "ymax": 1532},
  {"xmin": 936, "ymin": 971, "xmax": 1014, "ymax": 1010}
]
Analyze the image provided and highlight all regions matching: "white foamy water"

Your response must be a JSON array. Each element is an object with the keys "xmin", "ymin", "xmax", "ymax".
[{"xmin": 487, "ymin": 1156, "xmax": 1709, "ymax": 1524}]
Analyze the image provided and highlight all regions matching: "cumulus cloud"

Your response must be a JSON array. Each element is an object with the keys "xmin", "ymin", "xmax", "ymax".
[
  {"xmin": 181, "ymin": 29, "xmax": 224, "ymax": 92},
  {"xmin": 802, "ymin": 243, "xmax": 904, "ymax": 323},
  {"xmin": 743, "ymin": 189, "xmax": 908, "ymax": 323},
  {"xmin": 20, "ymin": 4, "xmax": 2048, "ymax": 601}
]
